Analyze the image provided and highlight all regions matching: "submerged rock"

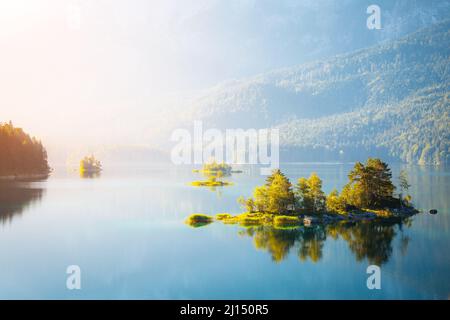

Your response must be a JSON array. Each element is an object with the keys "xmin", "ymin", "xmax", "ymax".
[{"xmin": 303, "ymin": 216, "xmax": 319, "ymax": 226}]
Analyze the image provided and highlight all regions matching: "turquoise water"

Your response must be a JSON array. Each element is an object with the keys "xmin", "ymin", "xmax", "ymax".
[{"xmin": 0, "ymin": 163, "xmax": 449, "ymax": 299}]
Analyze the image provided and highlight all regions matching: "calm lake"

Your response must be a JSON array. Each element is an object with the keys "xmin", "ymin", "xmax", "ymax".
[{"xmin": 0, "ymin": 163, "xmax": 449, "ymax": 299}]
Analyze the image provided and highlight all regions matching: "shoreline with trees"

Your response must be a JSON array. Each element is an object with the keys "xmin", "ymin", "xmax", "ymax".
[
  {"xmin": 0, "ymin": 122, "xmax": 50, "ymax": 180},
  {"xmin": 186, "ymin": 158, "xmax": 418, "ymax": 228}
]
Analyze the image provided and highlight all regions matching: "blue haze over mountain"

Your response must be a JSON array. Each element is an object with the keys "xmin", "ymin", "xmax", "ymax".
[
  {"xmin": 57, "ymin": 1, "xmax": 450, "ymax": 165},
  {"xmin": 179, "ymin": 0, "xmax": 450, "ymax": 83},
  {"xmin": 167, "ymin": 19, "xmax": 450, "ymax": 165}
]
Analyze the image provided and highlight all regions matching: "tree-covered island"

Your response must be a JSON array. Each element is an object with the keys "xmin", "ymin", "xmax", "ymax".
[
  {"xmin": 192, "ymin": 161, "xmax": 242, "ymax": 175},
  {"xmin": 191, "ymin": 161, "xmax": 239, "ymax": 187},
  {"xmin": 190, "ymin": 172, "xmax": 232, "ymax": 187},
  {"xmin": 186, "ymin": 158, "xmax": 418, "ymax": 227},
  {"xmin": 79, "ymin": 155, "xmax": 102, "ymax": 176}
]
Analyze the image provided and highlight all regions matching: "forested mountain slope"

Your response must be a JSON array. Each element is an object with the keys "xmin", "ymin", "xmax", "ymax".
[{"xmin": 170, "ymin": 20, "xmax": 449, "ymax": 164}]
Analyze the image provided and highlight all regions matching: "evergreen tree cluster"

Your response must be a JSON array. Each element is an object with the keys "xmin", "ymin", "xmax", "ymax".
[
  {"xmin": 0, "ymin": 121, "xmax": 50, "ymax": 176},
  {"xmin": 79, "ymin": 155, "xmax": 102, "ymax": 173},
  {"xmin": 239, "ymin": 158, "xmax": 406, "ymax": 215},
  {"xmin": 202, "ymin": 161, "xmax": 232, "ymax": 174}
]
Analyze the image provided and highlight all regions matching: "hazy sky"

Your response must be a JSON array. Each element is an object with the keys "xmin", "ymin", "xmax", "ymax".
[{"xmin": 0, "ymin": 0, "xmax": 447, "ymax": 152}]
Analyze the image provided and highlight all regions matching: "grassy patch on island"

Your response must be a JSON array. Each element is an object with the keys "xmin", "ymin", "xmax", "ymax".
[
  {"xmin": 215, "ymin": 213, "xmax": 232, "ymax": 220},
  {"xmin": 273, "ymin": 215, "xmax": 300, "ymax": 226}
]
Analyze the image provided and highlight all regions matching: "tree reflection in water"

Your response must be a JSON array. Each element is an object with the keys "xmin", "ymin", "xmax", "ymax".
[
  {"xmin": 239, "ymin": 218, "xmax": 412, "ymax": 265},
  {"xmin": 80, "ymin": 171, "xmax": 101, "ymax": 179},
  {"xmin": 0, "ymin": 182, "xmax": 45, "ymax": 224}
]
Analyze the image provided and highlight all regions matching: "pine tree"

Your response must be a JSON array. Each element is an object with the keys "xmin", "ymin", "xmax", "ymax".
[
  {"xmin": 296, "ymin": 177, "xmax": 312, "ymax": 210},
  {"xmin": 326, "ymin": 189, "xmax": 346, "ymax": 213},
  {"xmin": 308, "ymin": 173, "xmax": 326, "ymax": 212},
  {"xmin": 265, "ymin": 169, "xmax": 285, "ymax": 186},
  {"xmin": 266, "ymin": 173, "xmax": 295, "ymax": 214},
  {"xmin": 242, "ymin": 170, "xmax": 296, "ymax": 214},
  {"xmin": 398, "ymin": 169, "xmax": 411, "ymax": 206},
  {"xmin": 295, "ymin": 172, "xmax": 326, "ymax": 213},
  {"xmin": 344, "ymin": 158, "xmax": 395, "ymax": 208}
]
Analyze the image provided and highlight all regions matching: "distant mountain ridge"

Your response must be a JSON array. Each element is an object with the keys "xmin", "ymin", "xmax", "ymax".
[{"xmin": 169, "ymin": 20, "xmax": 449, "ymax": 164}]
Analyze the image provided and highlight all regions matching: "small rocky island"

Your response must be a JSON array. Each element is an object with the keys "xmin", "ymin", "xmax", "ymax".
[{"xmin": 186, "ymin": 158, "xmax": 418, "ymax": 228}]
